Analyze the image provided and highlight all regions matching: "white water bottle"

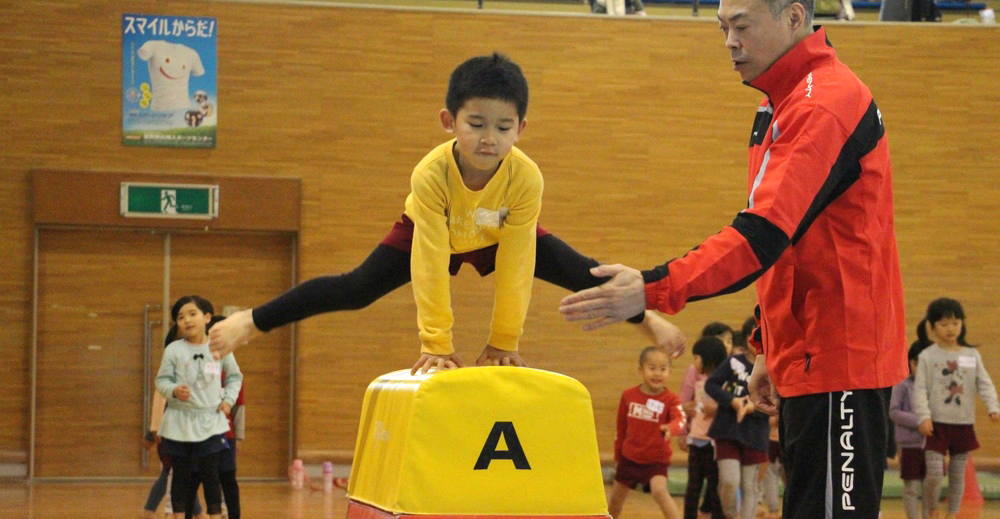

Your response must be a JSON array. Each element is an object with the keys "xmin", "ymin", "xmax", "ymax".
[
  {"xmin": 322, "ymin": 461, "xmax": 334, "ymax": 493},
  {"xmin": 289, "ymin": 458, "xmax": 305, "ymax": 489},
  {"xmin": 981, "ymin": 8, "xmax": 996, "ymax": 24}
]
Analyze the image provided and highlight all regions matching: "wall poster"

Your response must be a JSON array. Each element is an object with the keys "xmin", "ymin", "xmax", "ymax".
[{"xmin": 122, "ymin": 14, "xmax": 218, "ymax": 148}]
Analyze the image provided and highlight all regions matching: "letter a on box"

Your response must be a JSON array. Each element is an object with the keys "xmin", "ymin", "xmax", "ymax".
[{"xmin": 475, "ymin": 421, "xmax": 531, "ymax": 470}]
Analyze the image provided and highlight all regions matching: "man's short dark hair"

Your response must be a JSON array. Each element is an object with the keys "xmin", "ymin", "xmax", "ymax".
[
  {"xmin": 446, "ymin": 52, "xmax": 528, "ymax": 121},
  {"xmin": 766, "ymin": 0, "xmax": 814, "ymax": 25}
]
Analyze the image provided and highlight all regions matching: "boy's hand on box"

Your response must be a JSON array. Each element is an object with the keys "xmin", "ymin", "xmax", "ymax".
[
  {"xmin": 410, "ymin": 352, "xmax": 465, "ymax": 375},
  {"xmin": 475, "ymin": 345, "xmax": 526, "ymax": 368}
]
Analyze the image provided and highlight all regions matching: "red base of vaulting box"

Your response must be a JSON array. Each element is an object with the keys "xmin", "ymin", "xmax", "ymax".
[{"xmin": 347, "ymin": 499, "xmax": 612, "ymax": 519}]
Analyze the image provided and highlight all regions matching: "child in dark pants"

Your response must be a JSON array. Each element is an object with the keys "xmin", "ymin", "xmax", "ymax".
[
  {"xmin": 157, "ymin": 296, "xmax": 243, "ymax": 519},
  {"xmin": 681, "ymin": 336, "xmax": 728, "ymax": 519}
]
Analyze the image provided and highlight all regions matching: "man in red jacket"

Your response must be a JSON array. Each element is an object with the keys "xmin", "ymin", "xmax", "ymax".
[{"xmin": 559, "ymin": 0, "xmax": 907, "ymax": 517}]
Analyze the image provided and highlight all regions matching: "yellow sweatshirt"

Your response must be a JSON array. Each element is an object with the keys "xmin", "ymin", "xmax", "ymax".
[{"xmin": 404, "ymin": 140, "xmax": 543, "ymax": 354}]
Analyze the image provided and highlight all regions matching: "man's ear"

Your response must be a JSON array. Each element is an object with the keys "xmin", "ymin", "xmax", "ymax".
[
  {"xmin": 788, "ymin": 2, "xmax": 806, "ymax": 31},
  {"xmin": 439, "ymin": 108, "xmax": 455, "ymax": 133}
]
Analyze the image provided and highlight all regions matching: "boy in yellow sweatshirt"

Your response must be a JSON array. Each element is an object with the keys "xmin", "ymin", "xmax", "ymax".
[{"xmin": 209, "ymin": 53, "xmax": 684, "ymax": 372}]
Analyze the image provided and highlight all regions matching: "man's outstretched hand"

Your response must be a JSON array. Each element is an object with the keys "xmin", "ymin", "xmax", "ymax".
[{"xmin": 559, "ymin": 264, "xmax": 646, "ymax": 330}]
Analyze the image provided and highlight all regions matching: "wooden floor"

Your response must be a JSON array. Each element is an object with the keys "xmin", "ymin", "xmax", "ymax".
[{"xmin": 0, "ymin": 482, "xmax": 996, "ymax": 519}]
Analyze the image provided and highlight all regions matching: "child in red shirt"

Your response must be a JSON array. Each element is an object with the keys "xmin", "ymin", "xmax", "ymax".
[{"xmin": 610, "ymin": 345, "xmax": 686, "ymax": 519}]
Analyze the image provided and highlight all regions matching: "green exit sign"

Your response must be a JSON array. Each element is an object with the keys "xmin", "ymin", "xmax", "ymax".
[{"xmin": 120, "ymin": 182, "xmax": 219, "ymax": 219}]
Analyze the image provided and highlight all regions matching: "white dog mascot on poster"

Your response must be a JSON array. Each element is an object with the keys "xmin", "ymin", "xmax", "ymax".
[{"xmin": 137, "ymin": 40, "xmax": 205, "ymax": 112}]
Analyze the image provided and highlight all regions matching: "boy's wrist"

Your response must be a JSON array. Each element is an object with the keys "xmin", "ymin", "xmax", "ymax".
[
  {"xmin": 420, "ymin": 342, "xmax": 455, "ymax": 355},
  {"xmin": 486, "ymin": 331, "xmax": 519, "ymax": 351}
]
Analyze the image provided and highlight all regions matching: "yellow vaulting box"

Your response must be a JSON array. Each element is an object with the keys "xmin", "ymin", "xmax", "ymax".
[{"xmin": 346, "ymin": 367, "xmax": 609, "ymax": 519}]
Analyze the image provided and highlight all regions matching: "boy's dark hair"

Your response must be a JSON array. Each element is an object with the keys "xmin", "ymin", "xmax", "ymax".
[
  {"xmin": 170, "ymin": 295, "xmax": 214, "ymax": 322},
  {"xmin": 925, "ymin": 297, "xmax": 971, "ymax": 346},
  {"xmin": 446, "ymin": 52, "xmax": 528, "ymax": 121},
  {"xmin": 638, "ymin": 345, "xmax": 669, "ymax": 366},
  {"xmin": 693, "ymin": 336, "xmax": 728, "ymax": 374},
  {"xmin": 700, "ymin": 321, "xmax": 733, "ymax": 339}
]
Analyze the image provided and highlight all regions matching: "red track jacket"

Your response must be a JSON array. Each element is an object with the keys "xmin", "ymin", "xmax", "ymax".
[{"xmin": 643, "ymin": 27, "xmax": 907, "ymax": 398}]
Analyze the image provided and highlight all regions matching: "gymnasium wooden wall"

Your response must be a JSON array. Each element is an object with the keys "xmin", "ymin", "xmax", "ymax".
[{"xmin": 2, "ymin": 1, "xmax": 999, "ymax": 473}]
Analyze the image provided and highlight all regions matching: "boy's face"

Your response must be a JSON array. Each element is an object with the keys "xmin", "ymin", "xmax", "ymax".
[
  {"xmin": 440, "ymin": 97, "xmax": 525, "ymax": 179},
  {"xmin": 639, "ymin": 350, "xmax": 671, "ymax": 392}
]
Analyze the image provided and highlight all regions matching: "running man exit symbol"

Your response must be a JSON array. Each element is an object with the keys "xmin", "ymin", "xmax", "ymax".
[{"xmin": 161, "ymin": 189, "xmax": 177, "ymax": 214}]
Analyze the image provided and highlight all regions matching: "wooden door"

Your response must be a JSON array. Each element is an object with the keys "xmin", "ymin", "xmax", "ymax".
[
  {"xmin": 35, "ymin": 229, "xmax": 165, "ymax": 478},
  {"xmin": 35, "ymin": 229, "xmax": 294, "ymax": 478}
]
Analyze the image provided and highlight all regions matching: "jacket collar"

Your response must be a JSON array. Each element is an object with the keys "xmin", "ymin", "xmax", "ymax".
[{"xmin": 747, "ymin": 26, "xmax": 837, "ymax": 105}]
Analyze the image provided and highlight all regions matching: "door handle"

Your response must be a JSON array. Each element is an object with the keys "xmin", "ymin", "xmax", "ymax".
[{"xmin": 142, "ymin": 303, "xmax": 161, "ymax": 468}]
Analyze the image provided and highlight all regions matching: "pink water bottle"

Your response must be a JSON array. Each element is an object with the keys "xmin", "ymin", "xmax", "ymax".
[
  {"xmin": 288, "ymin": 458, "xmax": 305, "ymax": 489},
  {"xmin": 322, "ymin": 461, "xmax": 334, "ymax": 493}
]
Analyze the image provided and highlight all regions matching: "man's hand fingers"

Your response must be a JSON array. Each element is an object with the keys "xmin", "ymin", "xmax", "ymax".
[
  {"xmin": 581, "ymin": 316, "xmax": 622, "ymax": 331},
  {"xmin": 559, "ymin": 285, "xmax": 607, "ymax": 309},
  {"xmin": 589, "ymin": 264, "xmax": 628, "ymax": 279}
]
